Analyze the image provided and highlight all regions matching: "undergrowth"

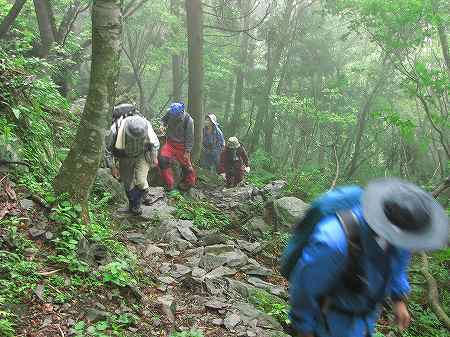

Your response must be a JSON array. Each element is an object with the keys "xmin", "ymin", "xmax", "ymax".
[{"xmin": 174, "ymin": 194, "xmax": 231, "ymax": 230}]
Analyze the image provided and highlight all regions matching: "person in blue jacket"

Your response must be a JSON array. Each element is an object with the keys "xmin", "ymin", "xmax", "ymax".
[
  {"xmin": 200, "ymin": 114, "xmax": 225, "ymax": 172},
  {"xmin": 289, "ymin": 178, "xmax": 449, "ymax": 337}
]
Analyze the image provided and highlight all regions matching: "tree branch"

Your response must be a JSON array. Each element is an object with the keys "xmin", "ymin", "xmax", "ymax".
[{"xmin": 203, "ymin": 4, "xmax": 270, "ymax": 33}]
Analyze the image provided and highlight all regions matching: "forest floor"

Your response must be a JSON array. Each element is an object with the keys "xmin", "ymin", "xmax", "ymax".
[
  {"xmin": 0, "ymin": 171, "xmax": 449, "ymax": 337},
  {"xmin": 0, "ymin": 171, "xmax": 292, "ymax": 337}
]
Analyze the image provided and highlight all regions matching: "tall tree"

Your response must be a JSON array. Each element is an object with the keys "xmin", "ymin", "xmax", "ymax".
[
  {"xmin": 249, "ymin": 0, "xmax": 296, "ymax": 153},
  {"xmin": 54, "ymin": 0, "xmax": 122, "ymax": 216},
  {"xmin": 228, "ymin": 0, "xmax": 250, "ymax": 133},
  {"xmin": 0, "ymin": 0, "xmax": 27, "ymax": 39},
  {"xmin": 185, "ymin": 0, "xmax": 204, "ymax": 161},
  {"xmin": 33, "ymin": 0, "xmax": 56, "ymax": 57},
  {"xmin": 171, "ymin": 0, "xmax": 182, "ymax": 102}
]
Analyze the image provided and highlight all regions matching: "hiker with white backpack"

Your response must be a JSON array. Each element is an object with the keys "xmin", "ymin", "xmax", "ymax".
[
  {"xmin": 282, "ymin": 178, "xmax": 448, "ymax": 337},
  {"xmin": 106, "ymin": 104, "xmax": 160, "ymax": 215}
]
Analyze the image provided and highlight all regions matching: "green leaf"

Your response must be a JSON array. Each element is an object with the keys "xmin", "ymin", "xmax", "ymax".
[{"xmin": 11, "ymin": 108, "xmax": 21, "ymax": 120}]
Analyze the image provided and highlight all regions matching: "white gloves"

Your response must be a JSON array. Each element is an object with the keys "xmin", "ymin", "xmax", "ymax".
[
  {"xmin": 245, "ymin": 166, "xmax": 250, "ymax": 173},
  {"xmin": 220, "ymin": 173, "xmax": 226, "ymax": 179}
]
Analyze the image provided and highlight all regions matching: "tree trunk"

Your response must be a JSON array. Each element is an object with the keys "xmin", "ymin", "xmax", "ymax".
[
  {"xmin": 345, "ymin": 60, "xmax": 388, "ymax": 178},
  {"xmin": 33, "ymin": 0, "xmax": 56, "ymax": 57},
  {"xmin": 250, "ymin": 0, "xmax": 295, "ymax": 153},
  {"xmin": 54, "ymin": 0, "xmax": 122, "ymax": 218},
  {"xmin": 185, "ymin": 0, "xmax": 204, "ymax": 161},
  {"xmin": 223, "ymin": 77, "xmax": 234, "ymax": 133},
  {"xmin": 0, "ymin": 0, "xmax": 27, "ymax": 39},
  {"xmin": 229, "ymin": 0, "xmax": 249, "ymax": 134},
  {"xmin": 171, "ymin": 0, "xmax": 182, "ymax": 101}
]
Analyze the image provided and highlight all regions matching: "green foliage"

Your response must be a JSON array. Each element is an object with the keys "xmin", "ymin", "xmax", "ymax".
[
  {"xmin": 72, "ymin": 313, "xmax": 138, "ymax": 337},
  {"xmin": 48, "ymin": 201, "xmax": 90, "ymax": 273},
  {"xmin": 0, "ymin": 318, "xmax": 15, "ymax": 337},
  {"xmin": 174, "ymin": 195, "xmax": 231, "ymax": 230},
  {"xmin": 249, "ymin": 289, "xmax": 290, "ymax": 325},
  {"xmin": 285, "ymin": 167, "xmax": 332, "ymax": 202},
  {"xmin": 0, "ymin": 48, "xmax": 77, "ymax": 198},
  {"xmin": 101, "ymin": 261, "xmax": 137, "ymax": 288},
  {"xmin": 169, "ymin": 329, "xmax": 205, "ymax": 337}
]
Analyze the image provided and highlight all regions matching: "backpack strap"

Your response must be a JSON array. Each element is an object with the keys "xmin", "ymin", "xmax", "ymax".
[
  {"xmin": 336, "ymin": 209, "xmax": 368, "ymax": 292},
  {"xmin": 336, "ymin": 210, "xmax": 361, "ymax": 254}
]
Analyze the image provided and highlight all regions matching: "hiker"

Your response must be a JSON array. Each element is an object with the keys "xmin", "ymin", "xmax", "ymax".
[
  {"xmin": 218, "ymin": 137, "xmax": 250, "ymax": 187},
  {"xmin": 285, "ymin": 178, "xmax": 448, "ymax": 337},
  {"xmin": 200, "ymin": 114, "xmax": 225, "ymax": 172},
  {"xmin": 107, "ymin": 106, "xmax": 159, "ymax": 215},
  {"xmin": 104, "ymin": 103, "xmax": 137, "ymax": 178},
  {"xmin": 159, "ymin": 102, "xmax": 196, "ymax": 191}
]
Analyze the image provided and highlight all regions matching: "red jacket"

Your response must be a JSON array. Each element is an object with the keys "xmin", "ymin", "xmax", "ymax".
[{"xmin": 218, "ymin": 146, "xmax": 249, "ymax": 174}]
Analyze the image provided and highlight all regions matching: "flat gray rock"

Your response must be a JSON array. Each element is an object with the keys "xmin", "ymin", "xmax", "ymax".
[
  {"xmin": 204, "ymin": 297, "xmax": 229, "ymax": 310},
  {"xmin": 236, "ymin": 240, "xmax": 262, "ymax": 254},
  {"xmin": 247, "ymin": 277, "xmax": 287, "ymax": 298},
  {"xmin": 170, "ymin": 264, "xmax": 192, "ymax": 279},
  {"xmin": 145, "ymin": 244, "xmax": 164, "ymax": 256},
  {"xmin": 220, "ymin": 250, "xmax": 248, "ymax": 267},
  {"xmin": 29, "ymin": 228, "xmax": 45, "ymax": 238},
  {"xmin": 177, "ymin": 224, "xmax": 198, "ymax": 242},
  {"xmin": 126, "ymin": 232, "xmax": 146, "ymax": 245},
  {"xmin": 204, "ymin": 266, "xmax": 237, "ymax": 279},
  {"xmin": 191, "ymin": 267, "xmax": 207, "ymax": 278},
  {"xmin": 157, "ymin": 276, "xmax": 176, "ymax": 285},
  {"xmin": 204, "ymin": 244, "xmax": 235, "ymax": 254},
  {"xmin": 20, "ymin": 198, "xmax": 34, "ymax": 210},
  {"xmin": 224, "ymin": 312, "xmax": 241, "ymax": 330},
  {"xmin": 199, "ymin": 253, "xmax": 228, "ymax": 272}
]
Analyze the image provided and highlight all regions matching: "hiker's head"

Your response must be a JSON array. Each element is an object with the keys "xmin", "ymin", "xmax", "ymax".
[
  {"xmin": 205, "ymin": 114, "xmax": 218, "ymax": 128},
  {"xmin": 113, "ymin": 103, "xmax": 135, "ymax": 121},
  {"xmin": 125, "ymin": 116, "xmax": 148, "ymax": 141},
  {"xmin": 168, "ymin": 102, "xmax": 185, "ymax": 119},
  {"xmin": 227, "ymin": 137, "xmax": 240, "ymax": 149},
  {"xmin": 363, "ymin": 178, "xmax": 448, "ymax": 252}
]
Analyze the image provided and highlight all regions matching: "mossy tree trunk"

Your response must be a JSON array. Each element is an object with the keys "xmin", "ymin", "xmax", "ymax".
[{"xmin": 54, "ymin": 0, "xmax": 122, "ymax": 218}]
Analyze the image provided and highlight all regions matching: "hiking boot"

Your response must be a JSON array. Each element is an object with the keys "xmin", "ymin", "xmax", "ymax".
[
  {"xmin": 128, "ymin": 187, "xmax": 144, "ymax": 216},
  {"xmin": 130, "ymin": 204, "xmax": 143, "ymax": 216}
]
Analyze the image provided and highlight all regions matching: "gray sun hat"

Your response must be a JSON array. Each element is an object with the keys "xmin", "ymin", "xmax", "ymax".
[
  {"xmin": 206, "ymin": 114, "xmax": 218, "ymax": 126},
  {"xmin": 362, "ymin": 178, "xmax": 448, "ymax": 252},
  {"xmin": 125, "ymin": 115, "xmax": 148, "ymax": 139}
]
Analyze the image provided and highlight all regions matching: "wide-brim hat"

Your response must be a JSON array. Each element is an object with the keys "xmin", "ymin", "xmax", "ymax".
[
  {"xmin": 227, "ymin": 137, "xmax": 240, "ymax": 149},
  {"xmin": 125, "ymin": 116, "xmax": 148, "ymax": 139},
  {"xmin": 206, "ymin": 114, "xmax": 218, "ymax": 126},
  {"xmin": 362, "ymin": 178, "xmax": 448, "ymax": 252}
]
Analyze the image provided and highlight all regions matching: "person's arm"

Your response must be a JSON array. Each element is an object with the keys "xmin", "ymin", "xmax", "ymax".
[
  {"xmin": 216, "ymin": 128, "xmax": 225, "ymax": 151},
  {"xmin": 217, "ymin": 150, "xmax": 226, "ymax": 174},
  {"xmin": 240, "ymin": 146, "xmax": 249, "ymax": 167},
  {"xmin": 289, "ymin": 219, "xmax": 347, "ymax": 336},
  {"xmin": 106, "ymin": 125, "xmax": 119, "ymax": 178},
  {"xmin": 184, "ymin": 117, "xmax": 194, "ymax": 153},
  {"xmin": 146, "ymin": 121, "xmax": 160, "ymax": 166},
  {"xmin": 390, "ymin": 249, "xmax": 412, "ymax": 330}
]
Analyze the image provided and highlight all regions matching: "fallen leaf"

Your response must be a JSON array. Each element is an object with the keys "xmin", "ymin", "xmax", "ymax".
[{"xmin": 4, "ymin": 181, "xmax": 16, "ymax": 200}]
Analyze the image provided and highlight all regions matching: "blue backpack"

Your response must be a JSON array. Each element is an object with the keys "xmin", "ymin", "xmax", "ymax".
[{"xmin": 280, "ymin": 186, "xmax": 364, "ymax": 280}]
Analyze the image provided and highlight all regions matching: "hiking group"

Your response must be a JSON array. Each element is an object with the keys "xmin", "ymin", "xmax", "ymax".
[
  {"xmin": 105, "ymin": 102, "xmax": 449, "ymax": 337},
  {"xmin": 106, "ymin": 101, "xmax": 250, "ymax": 215}
]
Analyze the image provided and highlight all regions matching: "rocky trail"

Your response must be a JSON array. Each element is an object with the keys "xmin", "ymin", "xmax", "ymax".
[{"xmin": 1, "ymin": 171, "xmax": 311, "ymax": 337}]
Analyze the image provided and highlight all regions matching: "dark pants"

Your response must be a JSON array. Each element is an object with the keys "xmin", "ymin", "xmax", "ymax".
[{"xmin": 225, "ymin": 163, "xmax": 244, "ymax": 187}]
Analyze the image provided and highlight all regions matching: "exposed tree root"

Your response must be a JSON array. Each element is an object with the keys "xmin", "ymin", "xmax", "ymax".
[{"xmin": 420, "ymin": 252, "xmax": 450, "ymax": 330}]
